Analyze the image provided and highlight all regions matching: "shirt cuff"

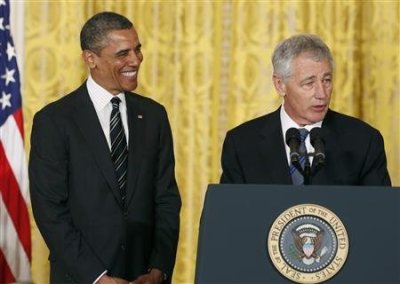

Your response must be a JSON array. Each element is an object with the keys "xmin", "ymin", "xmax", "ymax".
[{"xmin": 94, "ymin": 270, "xmax": 108, "ymax": 283}]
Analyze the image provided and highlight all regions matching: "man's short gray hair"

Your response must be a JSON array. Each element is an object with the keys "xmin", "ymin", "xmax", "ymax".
[{"xmin": 272, "ymin": 34, "xmax": 334, "ymax": 80}]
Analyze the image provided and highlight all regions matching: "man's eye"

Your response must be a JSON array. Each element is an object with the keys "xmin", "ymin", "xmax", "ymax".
[
  {"xmin": 301, "ymin": 81, "xmax": 314, "ymax": 90},
  {"xmin": 323, "ymin": 78, "xmax": 332, "ymax": 86},
  {"xmin": 116, "ymin": 51, "xmax": 128, "ymax": 57}
]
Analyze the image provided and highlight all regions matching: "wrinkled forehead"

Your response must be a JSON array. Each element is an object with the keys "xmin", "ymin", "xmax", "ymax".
[
  {"xmin": 295, "ymin": 50, "xmax": 334, "ymax": 69},
  {"xmin": 98, "ymin": 28, "xmax": 140, "ymax": 50}
]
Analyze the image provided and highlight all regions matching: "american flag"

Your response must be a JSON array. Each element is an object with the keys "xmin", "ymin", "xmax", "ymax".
[{"xmin": 0, "ymin": 0, "xmax": 32, "ymax": 283}]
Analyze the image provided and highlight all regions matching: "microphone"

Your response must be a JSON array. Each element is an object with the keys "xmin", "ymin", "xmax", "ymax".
[
  {"xmin": 285, "ymin": 128, "xmax": 301, "ymax": 165},
  {"xmin": 310, "ymin": 127, "xmax": 325, "ymax": 168}
]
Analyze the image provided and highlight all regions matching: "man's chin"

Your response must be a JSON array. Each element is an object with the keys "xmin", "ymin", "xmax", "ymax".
[
  {"xmin": 310, "ymin": 113, "xmax": 327, "ymax": 124},
  {"xmin": 122, "ymin": 83, "xmax": 138, "ymax": 92}
]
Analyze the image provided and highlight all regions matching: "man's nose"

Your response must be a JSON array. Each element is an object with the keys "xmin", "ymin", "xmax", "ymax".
[
  {"xmin": 315, "ymin": 81, "xmax": 327, "ymax": 99},
  {"xmin": 129, "ymin": 51, "xmax": 142, "ymax": 66}
]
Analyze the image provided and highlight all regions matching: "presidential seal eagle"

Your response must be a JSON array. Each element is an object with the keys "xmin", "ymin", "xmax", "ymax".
[{"xmin": 292, "ymin": 223, "xmax": 328, "ymax": 265}]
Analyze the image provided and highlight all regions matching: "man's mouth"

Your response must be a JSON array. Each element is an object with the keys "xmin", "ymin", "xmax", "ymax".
[
  {"xmin": 121, "ymin": 70, "xmax": 137, "ymax": 78},
  {"xmin": 312, "ymin": 105, "xmax": 326, "ymax": 112}
]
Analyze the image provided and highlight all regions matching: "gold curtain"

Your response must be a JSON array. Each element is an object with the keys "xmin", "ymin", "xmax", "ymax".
[{"xmin": 24, "ymin": 1, "xmax": 399, "ymax": 283}]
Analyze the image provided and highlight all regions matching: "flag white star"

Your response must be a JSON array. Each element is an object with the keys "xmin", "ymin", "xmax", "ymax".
[
  {"xmin": 0, "ymin": 18, "xmax": 4, "ymax": 31},
  {"xmin": 0, "ymin": 0, "xmax": 6, "ymax": 7},
  {"xmin": 6, "ymin": 42, "xmax": 16, "ymax": 61},
  {"xmin": 0, "ymin": 91, "xmax": 11, "ymax": 110},
  {"xmin": 1, "ymin": 67, "xmax": 16, "ymax": 86}
]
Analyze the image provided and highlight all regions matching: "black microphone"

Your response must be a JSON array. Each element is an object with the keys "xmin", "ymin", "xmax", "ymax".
[
  {"xmin": 285, "ymin": 128, "xmax": 301, "ymax": 165},
  {"xmin": 310, "ymin": 127, "xmax": 325, "ymax": 168}
]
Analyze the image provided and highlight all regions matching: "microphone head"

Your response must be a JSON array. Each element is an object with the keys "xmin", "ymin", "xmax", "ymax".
[
  {"xmin": 285, "ymin": 127, "xmax": 300, "ymax": 145},
  {"xmin": 310, "ymin": 127, "xmax": 324, "ymax": 146},
  {"xmin": 286, "ymin": 127, "xmax": 301, "ymax": 164},
  {"xmin": 310, "ymin": 127, "xmax": 326, "ymax": 166}
]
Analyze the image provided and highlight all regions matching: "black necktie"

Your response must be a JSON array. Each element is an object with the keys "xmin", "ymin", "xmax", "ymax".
[
  {"xmin": 110, "ymin": 97, "xmax": 128, "ymax": 203},
  {"xmin": 290, "ymin": 128, "xmax": 309, "ymax": 185}
]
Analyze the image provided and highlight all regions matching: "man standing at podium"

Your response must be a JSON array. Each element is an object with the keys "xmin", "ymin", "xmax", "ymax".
[{"xmin": 220, "ymin": 33, "xmax": 391, "ymax": 186}]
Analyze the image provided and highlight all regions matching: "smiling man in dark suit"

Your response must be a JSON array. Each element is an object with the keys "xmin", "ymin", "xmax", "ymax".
[
  {"xmin": 29, "ymin": 12, "xmax": 181, "ymax": 284},
  {"xmin": 220, "ymin": 34, "xmax": 391, "ymax": 186}
]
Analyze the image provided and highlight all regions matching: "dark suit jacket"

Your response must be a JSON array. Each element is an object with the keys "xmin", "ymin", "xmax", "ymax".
[
  {"xmin": 220, "ymin": 107, "xmax": 391, "ymax": 186},
  {"xmin": 29, "ymin": 83, "xmax": 181, "ymax": 283}
]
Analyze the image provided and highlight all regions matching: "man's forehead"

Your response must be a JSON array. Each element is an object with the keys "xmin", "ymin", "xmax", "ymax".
[
  {"xmin": 292, "ymin": 56, "xmax": 332, "ymax": 74},
  {"xmin": 105, "ymin": 28, "xmax": 138, "ymax": 39},
  {"xmin": 101, "ymin": 29, "xmax": 140, "ymax": 46}
]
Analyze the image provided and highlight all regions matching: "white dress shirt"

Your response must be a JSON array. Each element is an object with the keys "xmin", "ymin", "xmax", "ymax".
[
  {"xmin": 86, "ymin": 75, "xmax": 129, "ymax": 150},
  {"xmin": 280, "ymin": 105, "xmax": 322, "ymax": 166}
]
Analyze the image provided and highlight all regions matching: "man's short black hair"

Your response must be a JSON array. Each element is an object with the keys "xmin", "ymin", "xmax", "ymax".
[{"xmin": 80, "ymin": 11, "xmax": 133, "ymax": 53}]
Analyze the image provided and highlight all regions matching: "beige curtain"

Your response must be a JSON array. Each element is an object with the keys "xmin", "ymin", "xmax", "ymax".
[{"xmin": 24, "ymin": 1, "xmax": 399, "ymax": 283}]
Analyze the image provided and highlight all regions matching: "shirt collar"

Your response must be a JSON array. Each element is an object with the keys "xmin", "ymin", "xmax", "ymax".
[
  {"xmin": 280, "ymin": 104, "xmax": 322, "ymax": 135},
  {"xmin": 86, "ymin": 75, "xmax": 126, "ymax": 111}
]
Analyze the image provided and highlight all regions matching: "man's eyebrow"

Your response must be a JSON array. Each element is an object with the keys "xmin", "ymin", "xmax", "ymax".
[
  {"xmin": 301, "ymin": 72, "xmax": 332, "ymax": 83},
  {"xmin": 114, "ymin": 43, "xmax": 141, "ymax": 56},
  {"xmin": 115, "ymin": 48, "xmax": 130, "ymax": 56},
  {"xmin": 301, "ymin": 75, "xmax": 317, "ymax": 83}
]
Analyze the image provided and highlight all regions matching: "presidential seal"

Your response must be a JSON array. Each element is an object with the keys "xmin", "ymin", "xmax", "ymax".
[{"xmin": 267, "ymin": 204, "xmax": 348, "ymax": 283}]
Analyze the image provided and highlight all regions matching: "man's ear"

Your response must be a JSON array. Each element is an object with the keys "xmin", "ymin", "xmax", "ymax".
[
  {"xmin": 272, "ymin": 74, "xmax": 287, "ymax": 98},
  {"xmin": 82, "ymin": 50, "xmax": 96, "ymax": 69}
]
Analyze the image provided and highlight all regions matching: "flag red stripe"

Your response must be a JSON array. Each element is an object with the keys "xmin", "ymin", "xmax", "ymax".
[
  {"xmin": 13, "ymin": 108, "xmax": 25, "ymax": 138},
  {"xmin": 1, "ymin": 0, "xmax": 32, "ymax": 281},
  {"xmin": 0, "ymin": 249, "xmax": 15, "ymax": 283},
  {"xmin": 0, "ymin": 143, "xmax": 32, "ymax": 261}
]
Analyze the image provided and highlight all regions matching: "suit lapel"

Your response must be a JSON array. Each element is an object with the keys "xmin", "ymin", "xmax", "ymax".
[
  {"xmin": 72, "ymin": 85, "xmax": 122, "ymax": 206},
  {"xmin": 124, "ymin": 92, "xmax": 146, "ymax": 206},
  {"xmin": 312, "ymin": 109, "xmax": 340, "ymax": 184},
  {"xmin": 257, "ymin": 108, "xmax": 292, "ymax": 184}
]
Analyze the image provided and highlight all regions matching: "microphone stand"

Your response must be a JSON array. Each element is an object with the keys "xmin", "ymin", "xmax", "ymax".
[
  {"xmin": 295, "ymin": 152, "xmax": 323, "ymax": 185},
  {"xmin": 303, "ymin": 156, "xmax": 311, "ymax": 185},
  {"xmin": 286, "ymin": 127, "xmax": 325, "ymax": 185}
]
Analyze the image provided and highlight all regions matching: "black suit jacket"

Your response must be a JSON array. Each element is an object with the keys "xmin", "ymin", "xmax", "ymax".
[
  {"xmin": 29, "ymin": 83, "xmax": 181, "ymax": 283},
  {"xmin": 220, "ymin": 107, "xmax": 391, "ymax": 186}
]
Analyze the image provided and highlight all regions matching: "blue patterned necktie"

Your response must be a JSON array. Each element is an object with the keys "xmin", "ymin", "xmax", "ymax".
[
  {"xmin": 290, "ymin": 128, "xmax": 309, "ymax": 185},
  {"xmin": 110, "ymin": 97, "xmax": 128, "ymax": 203}
]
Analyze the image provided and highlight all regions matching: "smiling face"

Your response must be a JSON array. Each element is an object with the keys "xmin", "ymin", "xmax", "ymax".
[
  {"xmin": 82, "ymin": 28, "xmax": 143, "ymax": 95},
  {"xmin": 273, "ymin": 52, "xmax": 333, "ymax": 126}
]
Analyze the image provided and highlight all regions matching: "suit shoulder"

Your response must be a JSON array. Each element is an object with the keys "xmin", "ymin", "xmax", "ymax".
[
  {"xmin": 128, "ymin": 92, "xmax": 166, "ymax": 112},
  {"xmin": 227, "ymin": 112, "xmax": 276, "ymax": 136},
  {"xmin": 35, "ymin": 88, "xmax": 82, "ymax": 118},
  {"xmin": 327, "ymin": 110, "xmax": 381, "ymax": 135},
  {"xmin": 129, "ymin": 92, "xmax": 162, "ymax": 107}
]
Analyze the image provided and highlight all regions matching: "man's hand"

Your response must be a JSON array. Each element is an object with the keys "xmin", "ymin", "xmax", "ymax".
[
  {"xmin": 130, "ymin": 268, "xmax": 164, "ymax": 284},
  {"xmin": 97, "ymin": 275, "xmax": 129, "ymax": 284}
]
